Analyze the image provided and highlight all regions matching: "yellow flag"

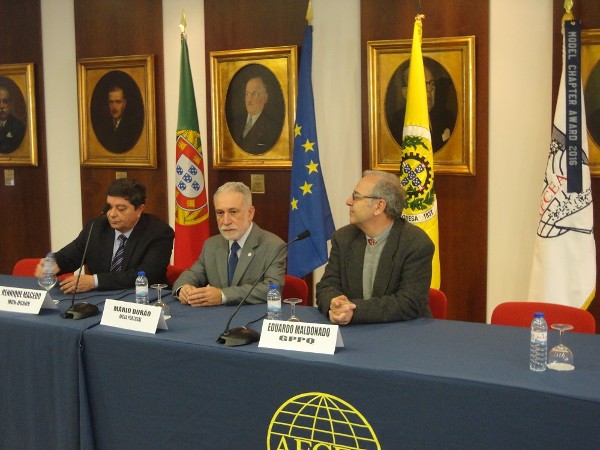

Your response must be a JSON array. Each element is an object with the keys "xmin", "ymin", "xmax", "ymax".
[{"xmin": 399, "ymin": 15, "xmax": 441, "ymax": 289}]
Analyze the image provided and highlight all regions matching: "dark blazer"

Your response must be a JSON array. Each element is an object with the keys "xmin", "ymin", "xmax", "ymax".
[
  {"xmin": 173, "ymin": 223, "xmax": 286, "ymax": 305},
  {"xmin": 316, "ymin": 219, "xmax": 434, "ymax": 323},
  {"xmin": 54, "ymin": 214, "xmax": 174, "ymax": 290},
  {"xmin": 390, "ymin": 105, "xmax": 455, "ymax": 152},
  {"xmin": 95, "ymin": 113, "xmax": 143, "ymax": 154},
  {"xmin": 231, "ymin": 112, "xmax": 280, "ymax": 155},
  {"xmin": 0, "ymin": 114, "xmax": 26, "ymax": 154}
]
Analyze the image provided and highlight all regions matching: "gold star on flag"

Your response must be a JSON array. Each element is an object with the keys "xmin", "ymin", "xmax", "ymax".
[
  {"xmin": 294, "ymin": 124, "xmax": 302, "ymax": 137},
  {"xmin": 306, "ymin": 160, "xmax": 319, "ymax": 174},
  {"xmin": 302, "ymin": 139, "xmax": 315, "ymax": 152},
  {"xmin": 300, "ymin": 181, "xmax": 313, "ymax": 196},
  {"xmin": 290, "ymin": 198, "xmax": 299, "ymax": 210}
]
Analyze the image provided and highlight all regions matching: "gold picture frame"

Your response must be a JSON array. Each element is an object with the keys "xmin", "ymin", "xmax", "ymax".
[
  {"xmin": 77, "ymin": 55, "xmax": 156, "ymax": 168},
  {"xmin": 0, "ymin": 63, "xmax": 37, "ymax": 166},
  {"xmin": 582, "ymin": 29, "xmax": 600, "ymax": 177},
  {"xmin": 210, "ymin": 46, "xmax": 297, "ymax": 169},
  {"xmin": 368, "ymin": 36, "xmax": 476, "ymax": 175}
]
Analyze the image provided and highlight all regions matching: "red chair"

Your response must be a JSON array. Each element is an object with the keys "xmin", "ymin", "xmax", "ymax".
[
  {"xmin": 12, "ymin": 258, "xmax": 72, "ymax": 281},
  {"xmin": 282, "ymin": 275, "xmax": 309, "ymax": 306},
  {"xmin": 166, "ymin": 264, "xmax": 185, "ymax": 286},
  {"xmin": 491, "ymin": 302, "xmax": 596, "ymax": 334},
  {"xmin": 429, "ymin": 288, "xmax": 448, "ymax": 319}
]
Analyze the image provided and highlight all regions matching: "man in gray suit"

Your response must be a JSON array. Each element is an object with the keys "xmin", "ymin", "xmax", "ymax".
[
  {"xmin": 316, "ymin": 170, "xmax": 434, "ymax": 324},
  {"xmin": 174, "ymin": 181, "xmax": 286, "ymax": 306}
]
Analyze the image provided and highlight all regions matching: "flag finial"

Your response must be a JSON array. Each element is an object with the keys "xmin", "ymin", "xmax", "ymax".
[
  {"xmin": 306, "ymin": 0, "xmax": 313, "ymax": 25},
  {"xmin": 180, "ymin": 10, "xmax": 187, "ymax": 36}
]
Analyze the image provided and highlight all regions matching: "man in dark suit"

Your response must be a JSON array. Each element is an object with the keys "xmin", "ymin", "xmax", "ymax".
[
  {"xmin": 34, "ymin": 179, "xmax": 174, "ymax": 292},
  {"xmin": 0, "ymin": 85, "xmax": 26, "ymax": 154},
  {"xmin": 390, "ymin": 65, "xmax": 455, "ymax": 152},
  {"xmin": 316, "ymin": 170, "xmax": 434, "ymax": 324},
  {"xmin": 95, "ymin": 85, "xmax": 143, "ymax": 154},
  {"xmin": 230, "ymin": 76, "xmax": 280, "ymax": 155},
  {"xmin": 174, "ymin": 181, "xmax": 286, "ymax": 306}
]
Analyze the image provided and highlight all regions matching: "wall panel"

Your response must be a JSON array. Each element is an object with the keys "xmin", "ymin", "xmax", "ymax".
[
  {"xmin": 74, "ymin": 0, "xmax": 168, "ymax": 223},
  {"xmin": 0, "ymin": 0, "xmax": 49, "ymax": 274},
  {"xmin": 361, "ymin": 0, "xmax": 490, "ymax": 323}
]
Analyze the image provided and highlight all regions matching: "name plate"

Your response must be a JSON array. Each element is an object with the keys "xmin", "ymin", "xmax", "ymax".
[
  {"xmin": 0, "ymin": 286, "xmax": 56, "ymax": 314},
  {"xmin": 258, "ymin": 320, "xmax": 344, "ymax": 355},
  {"xmin": 100, "ymin": 299, "xmax": 168, "ymax": 334}
]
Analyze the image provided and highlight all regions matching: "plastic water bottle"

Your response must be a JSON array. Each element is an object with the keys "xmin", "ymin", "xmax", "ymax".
[
  {"xmin": 135, "ymin": 271, "xmax": 149, "ymax": 305},
  {"xmin": 266, "ymin": 283, "xmax": 282, "ymax": 320},
  {"xmin": 529, "ymin": 312, "xmax": 547, "ymax": 372},
  {"xmin": 43, "ymin": 252, "xmax": 57, "ymax": 275}
]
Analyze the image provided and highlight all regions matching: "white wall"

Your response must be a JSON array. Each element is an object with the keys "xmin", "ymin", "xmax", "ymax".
[
  {"xmin": 40, "ymin": 0, "xmax": 555, "ymax": 322},
  {"xmin": 487, "ymin": 0, "xmax": 553, "ymax": 320}
]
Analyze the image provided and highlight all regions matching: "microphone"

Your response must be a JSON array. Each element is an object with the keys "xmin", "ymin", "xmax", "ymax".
[
  {"xmin": 61, "ymin": 204, "xmax": 110, "ymax": 320},
  {"xmin": 217, "ymin": 229, "xmax": 311, "ymax": 346}
]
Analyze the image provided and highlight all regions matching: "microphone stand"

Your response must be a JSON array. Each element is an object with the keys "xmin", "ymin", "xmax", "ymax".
[
  {"xmin": 217, "ymin": 230, "xmax": 310, "ymax": 346},
  {"xmin": 61, "ymin": 205, "xmax": 110, "ymax": 320}
]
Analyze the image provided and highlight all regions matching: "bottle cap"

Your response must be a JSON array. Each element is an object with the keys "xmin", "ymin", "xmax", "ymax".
[
  {"xmin": 269, "ymin": 283, "xmax": 278, "ymax": 289},
  {"xmin": 138, "ymin": 271, "xmax": 146, "ymax": 276},
  {"xmin": 534, "ymin": 312, "xmax": 544, "ymax": 318}
]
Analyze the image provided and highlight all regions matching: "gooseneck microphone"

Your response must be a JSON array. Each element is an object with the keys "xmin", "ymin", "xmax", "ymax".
[
  {"xmin": 61, "ymin": 204, "xmax": 110, "ymax": 320},
  {"xmin": 217, "ymin": 229, "xmax": 310, "ymax": 346}
]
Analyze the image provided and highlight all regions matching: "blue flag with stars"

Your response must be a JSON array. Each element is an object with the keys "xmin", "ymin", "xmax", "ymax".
[{"xmin": 288, "ymin": 25, "xmax": 335, "ymax": 278}]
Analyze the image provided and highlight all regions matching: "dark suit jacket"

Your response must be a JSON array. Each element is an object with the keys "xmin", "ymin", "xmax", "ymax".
[
  {"xmin": 95, "ymin": 113, "xmax": 143, "ymax": 154},
  {"xmin": 54, "ymin": 214, "xmax": 174, "ymax": 290},
  {"xmin": 390, "ymin": 105, "xmax": 455, "ymax": 152},
  {"xmin": 173, "ymin": 223, "xmax": 286, "ymax": 305},
  {"xmin": 231, "ymin": 112, "xmax": 280, "ymax": 155},
  {"xmin": 0, "ymin": 114, "xmax": 26, "ymax": 154},
  {"xmin": 316, "ymin": 219, "xmax": 434, "ymax": 323}
]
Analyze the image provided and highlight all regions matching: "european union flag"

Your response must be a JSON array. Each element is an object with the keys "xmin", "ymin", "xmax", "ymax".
[{"xmin": 288, "ymin": 25, "xmax": 335, "ymax": 278}]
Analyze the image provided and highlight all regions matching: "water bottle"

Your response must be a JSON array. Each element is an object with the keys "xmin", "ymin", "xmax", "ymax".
[
  {"xmin": 43, "ymin": 252, "xmax": 57, "ymax": 275},
  {"xmin": 266, "ymin": 283, "xmax": 282, "ymax": 320},
  {"xmin": 529, "ymin": 312, "xmax": 547, "ymax": 372},
  {"xmin": 135, "ymin": 271, "xmax": 149, "ymax": 305}
]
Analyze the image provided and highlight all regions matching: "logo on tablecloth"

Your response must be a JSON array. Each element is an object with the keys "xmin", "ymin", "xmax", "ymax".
[{"xmin": 267, "ymin": 392, "xmax": 380, "ymax": 449}]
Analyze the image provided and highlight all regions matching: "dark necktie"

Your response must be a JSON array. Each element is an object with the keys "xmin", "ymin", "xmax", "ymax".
[
  {"xmin": 110, "ymin": 234, "xmax": 127, "ymax": 272},
  {"xmin": 227, "ymin": 241, "xmax": 240, "ymax": 285}
]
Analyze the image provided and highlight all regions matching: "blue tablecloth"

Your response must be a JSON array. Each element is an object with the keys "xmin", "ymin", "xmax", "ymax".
[
  {"xmin": 81, "ymin": 300, "xmax": 600, "ymax": 449},
  {"xmin": 0, "ymin": 275, "xmax": 153, "ymax": 450}
]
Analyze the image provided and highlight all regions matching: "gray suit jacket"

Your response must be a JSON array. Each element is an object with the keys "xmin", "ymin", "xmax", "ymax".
[
  {"xmin": 316, "ymin": 219, "xmax": 434, "ymax": 323},
  {"xmin": 173, "ymin": 223, "xmax": 286, "ymax": 305}
]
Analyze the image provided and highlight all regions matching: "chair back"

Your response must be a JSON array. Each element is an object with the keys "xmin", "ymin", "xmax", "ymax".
[
  {"xmin": 282, "ymin": 275, "xmax": 309, "ymax": 306},
  {"xmin": 491, "ymin": 301, "xmax": 596, "ymax": 334},
  {"xmin": 12, "ymin": 258, "xmax": 72, "ymax": 281},
  {"xmin": 429, "ymin": 288, "xmax": 448, "ymax": 319},
  {"xmin": 166, "ymin": 264, "xmax": 185, "ymax": 287}
]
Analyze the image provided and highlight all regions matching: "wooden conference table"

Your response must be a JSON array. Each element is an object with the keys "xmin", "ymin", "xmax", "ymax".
[{"xmin": 2, "ymin": 274, "xmax": 600, "ymax": 449}]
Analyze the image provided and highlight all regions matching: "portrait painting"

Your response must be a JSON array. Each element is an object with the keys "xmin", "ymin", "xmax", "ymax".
[
  {"xmin": 211, "ymin": 46, "xmax": 297, "ymax": 169},
  {"xmin": 582, "ymin": 29, "xmax": 600, "ymax": 176},
  {"xmin": 77, "ymin": 55, "xmax": 156, "ymax": 168},
  {"xmin": 368, "ymin": 36, "xmax": 476, "ymax": 175},
  {"xmin": 0, "ymin": 63, "xmax": 37, "ymax": 166}
]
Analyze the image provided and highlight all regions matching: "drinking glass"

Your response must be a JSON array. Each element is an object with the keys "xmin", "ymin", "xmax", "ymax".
[
  {"xmin": 150, "ymin": 283, "xmax": 170, "ymax": 319},
  {"xmin": 38, "ymin": 273, "xmax": 59, "ymax": 305},
  {"xmin": 283, "ymin": 298, "xmax": 302, "ymax": 322},
  {"xmin": 547, "ymin": 323, "xmax": 574, "ymax": 371}
]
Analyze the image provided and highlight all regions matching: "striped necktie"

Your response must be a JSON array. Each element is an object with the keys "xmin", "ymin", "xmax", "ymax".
[{"xmin": 110, "ymin": 234, "xmax": 127, "ymax": 272}]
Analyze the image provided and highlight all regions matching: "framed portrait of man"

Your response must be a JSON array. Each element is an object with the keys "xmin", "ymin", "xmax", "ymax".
[
  {"xmin": 368, "ymin": 36, "xmax": 476, "ymax": 175},
  {"xmin": 77, "ymin": 55, "xmax": 156, "ymax": 168},
  {"xmin": 210, "ymin": 46, "xmax": 297, "ymax": 169},
  {"xmin": 0, "ymin": 63, "xmax": 37, "ymax": 166}
]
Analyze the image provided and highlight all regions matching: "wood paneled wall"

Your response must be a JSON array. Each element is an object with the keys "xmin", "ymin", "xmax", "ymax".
[
  {"xmin": 74, "ymin": 0, "xmax": 168, "ymax": 224},
  {"xmin": 204, "ymin": 0, "xmax": 309, "ymax": 240},
  {"xmin": 361, "ymin": 0, "xmax": 490, "ymax": 323},
  {"xmin": 556, "ymin": 0, "xmax": 600, "ymax": 331},
  {"xmin": 0, "ymin": 0, "xmax": 49, "ymax": 274}
]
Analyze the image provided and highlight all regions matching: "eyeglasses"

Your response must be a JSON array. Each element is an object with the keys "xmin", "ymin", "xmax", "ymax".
[
  {"xmin": 351, "ymin": 191, "xmax": 381, "ymax": 202},
  {"xmin": 245, "ymin": 91, "xmax": 264, "ymax": 100}
]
